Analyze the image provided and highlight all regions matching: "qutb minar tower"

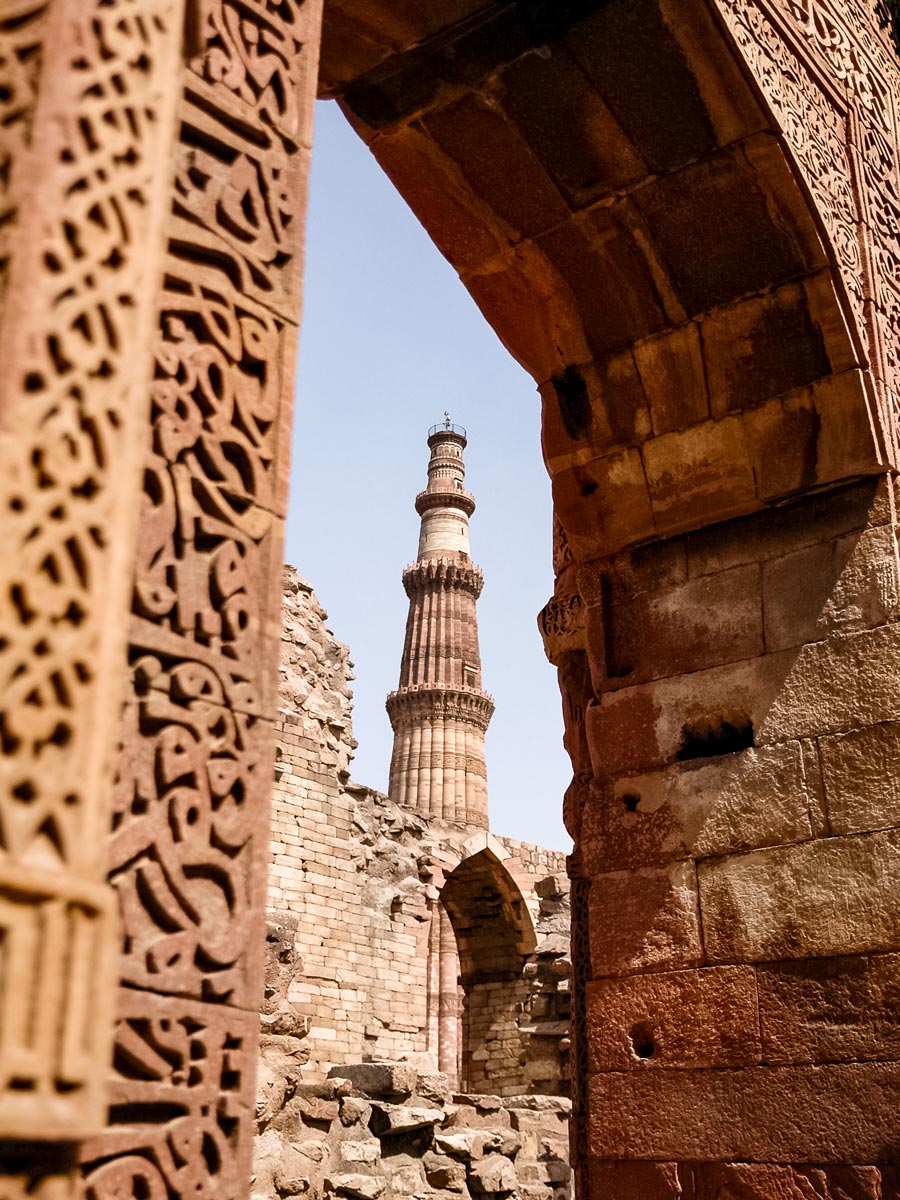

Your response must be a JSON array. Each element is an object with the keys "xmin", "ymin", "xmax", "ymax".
[{"xmin": 386, "ymin": 418, "xmax": 494, "ymax": 828}]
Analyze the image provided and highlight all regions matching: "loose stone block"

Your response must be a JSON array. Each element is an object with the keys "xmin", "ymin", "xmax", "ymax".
[
  {"xmin": 339, "ymin": 1140, "xmax": 382, "ymax": 1166},
  {"xmin": 757, "ymin": 951, "xmax": 900, "ymax": 1065},
  {"xmin": 328, "ymin": 1063, "xmax": 416, "ymax": 1099},
  {"xmin": 698, "ymin": 830, "xmax": 900, "ymax": 963},
  {"xmin": 588, "ymin": 861, "xmax": 702, "ymax": 977},
  {"xmin": 586, "ymin": 966, "xmax": 760, "ymax": 1070},
  {"xmin": 820, "ymin": 720, "xmax": 900, "ymax": 835},
  {"xmin": 423, "ymin": 1152, "xmax": 467, "ymax": 1192},
  {"xmin": 326, "ymin": 1175, "xmax": 386, "ymax": 1200},
  {"xmin": 588, "ymin": 1061, "xmax": 900, "ymax": 1162},
  {"xmin": 583, "ymin": 744, "xmax": 811, "ymax": 872},
  {"xmin": 369, "ymin": 1104, "xmax": 444, "ymax": 1136},
  {"xmin": 468, "ymin": 1155, "xmax": 518, "ymax": 1194}
]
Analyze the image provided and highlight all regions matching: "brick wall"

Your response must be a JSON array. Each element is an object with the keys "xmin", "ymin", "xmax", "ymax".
[{"xmin": 268, "ymin": 567, "xmax": 570, "ymax": 1090}]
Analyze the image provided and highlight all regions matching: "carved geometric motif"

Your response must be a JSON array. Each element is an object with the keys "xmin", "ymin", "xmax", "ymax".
[
  {"xmin": 717, "ymin": 0, "xmax": 900, "ymax": 463},
  {"xmin": 79, "ymin": 0, "xmax": 322, "ymax": 1193},
  {"xmin": 0, "ymin": 1, "xmax": 47, "ymax": 307},
  {"xmin": 81, "ymin": 991, "xmax": 257, "ymax": 1200},
  {"xmin": 0, "ymin": 0, "xmax": 185, "ymax": 1138}
]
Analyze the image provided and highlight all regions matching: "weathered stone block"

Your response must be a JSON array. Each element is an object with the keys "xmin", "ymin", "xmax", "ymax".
[
  {"xmin": 327, "ymin": 1063, "xmax": 416, "ymax": 1098},
  {"xmin": 370, "ymin": 126, "xmax": 508, "ymax": 276},
  {"xmin": 586, "ymin": 966, "xmax": 760, "ymax": 1070},
  {"xmin": 820, "ymin": 720, "xmax": 900, "ymax": 835},
  {"xmin": 691, "ymin": 1163, "xmax": 882, "ymax": 1198},
  {"xmin": 369, "ymin": 1104, "xmax": 443, "ymax": 1136},
  {"xmin": 273, "ymin": 1147, "xmax": 313, "ymax": 1198},
  {"xmin": 587, "ymin": 1061, "xmax": 900, "ymax": 1162},
  {"xmin": 588, "ymin": 861, "xmax": 702, "ymax": 977},
  {"xmin": 744, "ymin": 372, "xmax": 880, "ymax": 502},
  {"xmin": 446, "ymin": 1103, "xmax": 511, "ymax": 1130},
  {"xmin": 685, "ymin": 478, "xmax": 886, "ymax": 578},
  {"xmin": 387, "ymin": 1160, "xmax": 426, "ymax": 1196},
  {"xmin": 762, "ymin": 525, "xmax": 897, "ymax": 653},
  {"xmin": 587, "ymin": 1160, "xmax": 682, "ymax": 1200},
  {"xmin": 633, "ymin": 323, "xmax": 709, "ymax": 436},
  {"xmin": 423, "ymin": 94, "xmax": 569, "ymax": 242},
  {"xmin": 415, "ymin": 1072, "xmax": 451, "ymax": 1104},
  {"xmin": 757, "ymin": 951, "xmax": 900, "ymax": 1065},
  {"xmin": 641, "ymin": 416, "xmax": 757, "ymax": 533},
  {"xmin": 537, "ymin": 204, "xmax": 673, "ymax": 360},
  {"xmin": 468, "ymin": 1155, "xmax": 518, "ymax": 1194},
  {"xmin": 423, "ymin": 1152, "xmax": 468, "ymax": 1192},
  {"xmin": 596, "ymin": 561, "xmax": 763, "ymax": 687},
  {"xmin": 435, "ymin": 1130, "xmax": 502, "ymax": 1161},
  {"xmin": 632, "ymin": 134, "xmax": 820, "ymax": 315},
  {"xmin": 498, "ymin": 45, "xmax": 646, "ymax": 206},
  {"xmin": 698, "ymin": 830, "xmax": 900, "ymax": 963},
  {"xmin": 758, "ymin": 623, "xmax": 900, "ymax": 744},
  {"xmin": 339, "ymin": 1140, "xmax": 382, "ymax": 1167},
  {"xmin": 326, "ymin": 1177, "xmax": 385, "ymax": 1200},
  {"xmin": 702, "ymin": 281, "xmax": 830, "ymax": 418},
  {"xmin": 586, "ymin": 652, "xmax": 789, "ymax": 775},
  {"xmin": 552, "ymin": 446, "xmax": 655, "ymax": 561},
  {"xmin": 540, "ymin": 350, "xmax": 651, "ymax": 471},
  {"xmin": 583, "ymin": 744, "xmax": 811, "ymax": 872}
]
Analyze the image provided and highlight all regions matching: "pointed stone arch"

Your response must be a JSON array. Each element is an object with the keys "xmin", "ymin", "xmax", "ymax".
[{"xmin": 440, "ymin": 844, "xmax": 538, "ymax": 1095}]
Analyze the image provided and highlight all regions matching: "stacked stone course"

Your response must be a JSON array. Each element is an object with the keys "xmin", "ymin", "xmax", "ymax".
[{"xmin": 253, "ymin": 1060, "xmax": 571, "ymax": 1200}]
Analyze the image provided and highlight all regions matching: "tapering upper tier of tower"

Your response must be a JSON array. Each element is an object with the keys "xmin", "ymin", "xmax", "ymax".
[
  {"xmin": 386, "ymin": 423, "xmax": 494, "ymax": 829},
  {"xmin": 415, "ymin": 424, "xmax": 477, "ymax": 560}
]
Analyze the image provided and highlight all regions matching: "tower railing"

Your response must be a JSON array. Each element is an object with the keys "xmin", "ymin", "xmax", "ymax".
[{"xmin": 428, "ymin": 421, "xmax": 467, "ymax": 439}]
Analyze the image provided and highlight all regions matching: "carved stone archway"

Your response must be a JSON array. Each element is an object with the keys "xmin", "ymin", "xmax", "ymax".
[{"xmin": 3, "ymin": 1, "xmax": 900, "ymax": 1198}]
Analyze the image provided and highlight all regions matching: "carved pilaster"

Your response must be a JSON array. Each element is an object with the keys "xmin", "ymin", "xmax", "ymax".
[{"xmin": 0, "ymin": 0, "xmax": 186, "ymax": 1141}]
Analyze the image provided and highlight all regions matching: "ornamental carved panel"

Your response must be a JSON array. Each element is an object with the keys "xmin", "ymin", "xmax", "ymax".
[
  {"xmin": 716, "ymin": 0, "xmax": 900, "ymax": 463},
  {"xmin": 0, "ymin": 0, "xmax": 185, "ymax": 1141},
  {"xmin": 79, "ymin": 1, "xmax": 323, "ymax": 1196}
]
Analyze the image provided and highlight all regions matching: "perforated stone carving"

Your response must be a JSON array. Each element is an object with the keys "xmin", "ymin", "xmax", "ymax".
[
  {"xmin": 78, "ymin": 0, "xmax": 323, "ymax": 1195},
  {"xmin": 0, "ymin": 0, "xmax": 185, "ymax": 1140},
  {"xmin": 717, "ymin": 0, "xmax": 900, "ymax": 461}
]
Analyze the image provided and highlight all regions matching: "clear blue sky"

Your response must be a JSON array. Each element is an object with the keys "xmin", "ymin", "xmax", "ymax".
[{"xmin": 285, "ymin": 100, "xmax": 571, "ymax": 853}]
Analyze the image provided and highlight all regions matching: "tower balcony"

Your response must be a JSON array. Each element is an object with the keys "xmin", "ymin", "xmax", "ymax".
[{"xmin": 415, "ymin": 487, "xmax": 476, "ymax": 517}]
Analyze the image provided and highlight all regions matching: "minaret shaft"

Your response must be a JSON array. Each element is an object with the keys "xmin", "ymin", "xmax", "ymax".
[{"xmin": 386, "ymin": 426, "xmax": 494, "ymax": 828}]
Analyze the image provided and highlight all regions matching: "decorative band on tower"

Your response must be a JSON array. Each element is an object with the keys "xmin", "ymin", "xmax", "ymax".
[{"xmin": 386, "ymin": 422, "xmax": 494, "ymax": 828}]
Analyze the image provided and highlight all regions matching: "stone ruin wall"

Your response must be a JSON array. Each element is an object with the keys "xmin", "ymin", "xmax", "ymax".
[
  {"xmin": 267, "ymin": 567, "xmax": 572, "ymax": 1090},
  {"xmin": 254, "ymin": 1062, "xmax": 571, "ymax": 1200},
  {"xmin": 254, "ymin": 568, "xmax": 572, "ymax": 1200}
]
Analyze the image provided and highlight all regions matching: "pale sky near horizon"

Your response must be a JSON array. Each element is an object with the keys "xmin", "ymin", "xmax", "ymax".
[{"xmin": 284, "ymin": 100, "xmax": 572, "ymax": 853}]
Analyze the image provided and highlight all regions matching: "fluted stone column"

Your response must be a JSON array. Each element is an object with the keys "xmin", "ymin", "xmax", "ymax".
[{"xmin": 386, "ymin": 423, "xmax": 494, "ymax": 829}]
